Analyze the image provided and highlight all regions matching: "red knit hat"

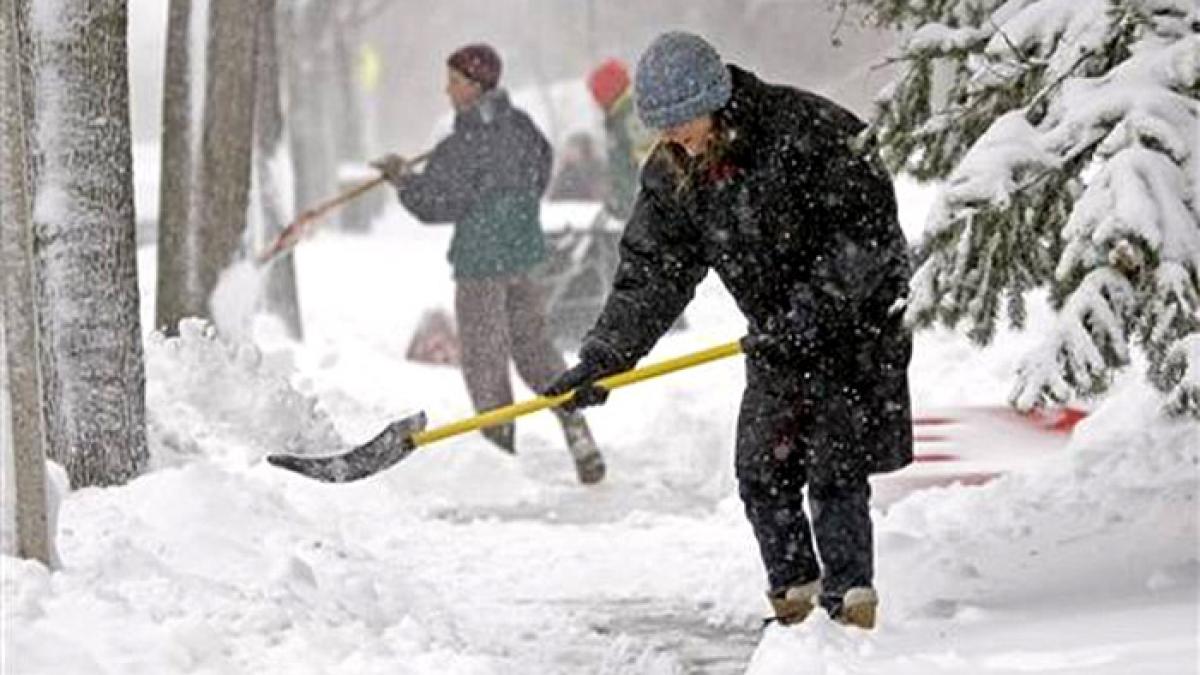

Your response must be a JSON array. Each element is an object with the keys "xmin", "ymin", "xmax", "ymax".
[
  {"xmin": 587, "ymin": 58, "xmax": 630, "ymax": 110},
  {"xmin": 448, "ymin": 44, "xmax": 502, "ymax": 90}
]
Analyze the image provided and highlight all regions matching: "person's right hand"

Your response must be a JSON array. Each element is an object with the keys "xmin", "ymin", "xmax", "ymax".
[
  {"xmin": 542, "ymin": 342, "xmax": 628, "ymax": 412},
  {"xmin": 543, "ymin": 360, "xmax": 611, "ymax": 412},
  {"xmin": 370, "ymin": 153, "xmax": 412, "ymax": 185}
]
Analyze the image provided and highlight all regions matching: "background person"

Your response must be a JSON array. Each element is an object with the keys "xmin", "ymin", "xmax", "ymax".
[{"xmin": 373, "ymin": 43, "xmax": 606, "ymax": 485}]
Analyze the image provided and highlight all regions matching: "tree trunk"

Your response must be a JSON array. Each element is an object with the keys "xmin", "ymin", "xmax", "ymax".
[
  {"xmin": 282, "ymin": 1, "xmax": 337, "ymax": 220},
  {"xmin": 330, "ymin": 8, "xmax": 371, "ymax": 232},
  {"xmin": 153, "ymin": 0, "xmax": 193, "ymax": 336},
  {"xmin": 255, "ymin": 0, "xmax": 303, "ymax": 339},
  {"xmin": 0, "ymin": 0, "xmax": 51, "ymax": 564},
  {"xmin": 25, "ymin": 0, "xmax": 148, "ymax": 488},
  {"xmin": 187, "ymin": 0, "xmax": 260, "ymax": 321}
]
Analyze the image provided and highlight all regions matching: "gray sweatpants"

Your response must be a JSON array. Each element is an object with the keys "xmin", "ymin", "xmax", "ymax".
[{"xmin": 455, "ymin": 274, "xmax": 573, "ymax": 451}]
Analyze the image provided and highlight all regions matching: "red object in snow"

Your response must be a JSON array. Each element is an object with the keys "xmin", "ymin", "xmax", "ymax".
[
  {"xmin": 914, "ymin": 406, "xmax": 1087, "ymax": 434},
  {"xmin": 913, "ymin": 452, "xmax": 959, "ymax": 462},
  {"xmin": 405, "ymin": 308, "xmax": 461, "ymax": 367},
  {"xmin": 873, "ymin": 405, "xmax": 1088, "ymax": 506},
  {"xmin": 1018, "ymin": 406, "xmax": 1089, "ymax": 432}
]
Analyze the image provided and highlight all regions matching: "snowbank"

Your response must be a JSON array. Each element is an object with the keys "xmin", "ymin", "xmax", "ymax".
[
  {"xmin": 2, "ymin": 461, "xmax": 499, "ymax": 675},
  {"xmin": 747, "ymin": 375, "xmax": 1199, "ymax": 673},
  {"xmin": 4, "ymin": 316, "xmax": 506, "ymax": 673},
  {"xmin": 144, "ymin": 318, "xmax": 344, "ymax": 468},
  {"xmin": 880, "ymin": 376, "xmax": 1197, "ymax": 615}
]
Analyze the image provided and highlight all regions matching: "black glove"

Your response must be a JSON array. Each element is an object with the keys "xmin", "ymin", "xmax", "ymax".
[
  {"xmin": 369, "ymin": 153, "xmax": 413, "ymax": 185},
  {"xmin": 543, "ymin": 343, "xmax": 626, "ymax": 412},
  {"xmin": 740, "ymin": 332, "xmax": 777, "ymax": 359}
]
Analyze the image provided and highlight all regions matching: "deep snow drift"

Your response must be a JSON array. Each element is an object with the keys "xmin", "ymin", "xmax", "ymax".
[{"xmin": 2, "ymin": 179, "xmax": 1197, "ymax": 674}]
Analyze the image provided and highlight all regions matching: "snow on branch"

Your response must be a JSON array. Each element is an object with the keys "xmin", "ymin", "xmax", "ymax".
[
  {"xmin": 871, "ymin": 0, "xmax": 1200, "ymax": 417},
  {"xmin": 1160, "ymin": 334, "xmax": 1200, "ymax": 416},
  {"xmin": 982, "ymin": 0, "xmax": 1112, "ymax": 77},
  {"xmin": 931, "ymin": 111, "xmax": 1059, "ymax": 220},
  {"xmin": 1011, "ymin": 267, "xmax": 1137, "ymax": 409}
]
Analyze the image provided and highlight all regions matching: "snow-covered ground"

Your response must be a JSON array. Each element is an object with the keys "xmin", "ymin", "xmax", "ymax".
[{"xmin": 2, "ymin": 180, "xmax": 1197, "ymax": 674}]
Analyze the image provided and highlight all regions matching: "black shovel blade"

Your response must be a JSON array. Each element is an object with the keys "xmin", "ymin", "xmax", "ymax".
[{"xmin": 267, "ymin": 412, "xmax": 428, "ymax": 483}]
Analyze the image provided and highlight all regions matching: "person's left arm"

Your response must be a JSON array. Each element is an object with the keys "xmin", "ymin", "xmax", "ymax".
[
  {"xmin": 388, "ymin": 138, "xmax": 477, "ymax": 223},
  {"xmin": 544, "ymin": 173, "xmax": 708, "ymax": 408}
]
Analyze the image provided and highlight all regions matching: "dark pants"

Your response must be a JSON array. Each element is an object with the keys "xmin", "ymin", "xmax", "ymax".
[
  {"xmin": 735, "ymin": 378, "xmax": 874, "ymax": 607},
  {"xmin": 455, "ymin": 274, "xmax": 571, "ymax": 449}
]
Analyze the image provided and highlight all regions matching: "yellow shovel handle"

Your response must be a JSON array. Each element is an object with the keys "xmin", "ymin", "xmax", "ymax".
[{"xmin": 412, "ymin": 340, "xmax": 743, "ymax": 447}]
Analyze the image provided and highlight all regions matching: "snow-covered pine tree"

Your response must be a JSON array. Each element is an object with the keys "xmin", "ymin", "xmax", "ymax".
[{"xmin": 854, "ymin": 0, "xmax": 1200, "ymax": 417}]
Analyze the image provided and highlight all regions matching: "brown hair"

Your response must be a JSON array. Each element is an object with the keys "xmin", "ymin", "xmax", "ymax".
[{"xmin": 659, "ymin": 112, "xmax": 737, "ymax": 196}]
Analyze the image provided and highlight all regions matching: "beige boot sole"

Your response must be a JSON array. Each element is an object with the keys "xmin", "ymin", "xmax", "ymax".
[
  {"xmin": 836, "ymin": 587, "xmax": 878, "ymax": 630},
  {"xmin": 838, "ymin": 601, "xmax": 876, "ymax": 629},
  {"xmin": 769, "ymin": 580, "xmax": 820, "ymax": 626}
]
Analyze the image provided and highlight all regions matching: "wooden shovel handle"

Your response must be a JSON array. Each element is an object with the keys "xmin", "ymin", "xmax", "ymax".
[{"xmin": 256, "ymin": 151, "xmax": 431, "ymax": 264}]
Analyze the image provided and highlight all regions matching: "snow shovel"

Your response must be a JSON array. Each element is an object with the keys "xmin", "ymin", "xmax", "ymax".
[
  {"xmin": 267, "ymin": 340, "xmax": 744, "ymax": 483},
  {"xmin": 255, "ymin": 151, "xmax": 431, "ymax": 265}
]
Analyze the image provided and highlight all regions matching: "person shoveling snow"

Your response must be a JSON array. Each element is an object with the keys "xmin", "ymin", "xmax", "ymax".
[
  {"xmin": 542, "ymin": 32, "xmax": 914, "ymax": 630},
  {"xmin": 369, "ymin": 43, "xmax": 605, "ymax": 485}
]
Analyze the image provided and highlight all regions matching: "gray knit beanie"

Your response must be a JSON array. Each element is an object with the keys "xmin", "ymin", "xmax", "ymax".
[{"xmin": 634, "ymin": 32, "xmax": 732, "ymax": 130}]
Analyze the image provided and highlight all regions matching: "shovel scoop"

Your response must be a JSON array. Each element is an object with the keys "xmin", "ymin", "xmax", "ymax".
[{"xmin": 267, "ymin": 412, "xmax": 429, "ymax": 483}]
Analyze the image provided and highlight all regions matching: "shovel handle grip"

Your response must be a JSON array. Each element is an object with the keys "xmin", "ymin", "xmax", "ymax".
[{"xmin": 411, "ymin": 340, "xmax": 744, "ymax": 447}]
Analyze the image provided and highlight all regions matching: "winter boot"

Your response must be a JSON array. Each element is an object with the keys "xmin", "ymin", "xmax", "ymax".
[
  {"xmin": 557, "ymin": 411, "xmax": 605, "ymax": 484},
  {"xmin": 831, "ymin": 587, "xmax": 878, "ymax": 630},
  {"xmin": 767, "ymin": 580, "xmax": 820, "ymax": 626},
  {"xmin": 482, "ymin": 423, "xmax": 516, "ymax": 455}
]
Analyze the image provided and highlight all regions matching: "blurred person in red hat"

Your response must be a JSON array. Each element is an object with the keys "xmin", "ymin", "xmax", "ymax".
[{"xmin": 587, "ymin": 58, "xmax": 654, "ymax": 221}]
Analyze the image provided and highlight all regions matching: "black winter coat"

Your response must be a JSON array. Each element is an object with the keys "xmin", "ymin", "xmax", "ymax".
[
  {"xmin": 396, "ymin": 89, "xmax": 553, "ymax": 279},
  {"xmin": 582, "ymin": 66, "xmax": 913, "ymax": 478}
]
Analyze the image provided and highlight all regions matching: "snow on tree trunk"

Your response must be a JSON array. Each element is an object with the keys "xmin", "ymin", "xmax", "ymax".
[
  {"xmin": 281, "ymin": 0, "xmax": 338, "ymax": 222},
  {"xmin": 1, "ymin": 0, "xmax": 51, "ymax": 564},
  {"xmin": 863, "ymin": 0, "xmax": 1200, "ymax": 418},
  {"xmin": 25, "ymin": 0, "xmax": 149, "ymax": 487},
  {"xmin": 186, "ymin": 0, "xmax": 260, "ymax": 324},
  {"xmin": 153, "ymin": 0, "xmax": 194, "ymax": 336},
  {"xmin": 255, "ymin": 0, "xmax": 303, "ymax": 340}
]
